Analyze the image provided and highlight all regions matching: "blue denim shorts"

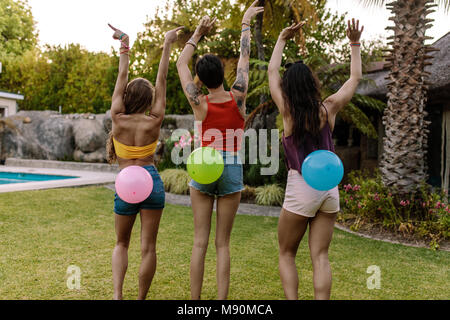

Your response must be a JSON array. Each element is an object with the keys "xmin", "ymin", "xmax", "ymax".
[
  {"xmin": 114, "ymin": 166, "xmax": 165, "ymax": 216},
  {"xmin": 189, "ymin": 150, "xmax": 244, "ymax": 197}
]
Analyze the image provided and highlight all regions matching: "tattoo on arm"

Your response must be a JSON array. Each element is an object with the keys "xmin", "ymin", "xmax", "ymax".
[
  {"xmin": 232, "ymin": 67, "xmax": 249, "ymax": 93},
  {"xmin": 186, "ymin": 82, "xmax": 201, "ymax": 106},
  {"xmin": 241, "ymin": 35, "xmax": 250, "ymax": 57}
]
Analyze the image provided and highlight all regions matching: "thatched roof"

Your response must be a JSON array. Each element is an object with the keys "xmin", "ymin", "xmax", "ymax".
[{"xmin": 357, "ymin": 32, "xmax": 450, "ymax": 101}]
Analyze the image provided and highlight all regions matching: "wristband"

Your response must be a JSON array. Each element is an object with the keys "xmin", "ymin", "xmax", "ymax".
[
  {"xmin": 242, "ymin": 27, "xmax": 250, "ymax": 32},
  {"xmin": 350, "ymin": 42, "xmax": 361, "ymax": 46},
  {"xmin": 186, "ymin": 39, "xmax": 198, "ymax": 49},
  {"xmin": 242, "ymin": 22, "xmax": 250, "ymax": 27}
]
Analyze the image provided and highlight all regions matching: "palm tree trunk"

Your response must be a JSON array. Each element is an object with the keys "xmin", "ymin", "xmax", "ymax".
[{"xmin": 380, "ymin": 0, "xmax": 437, "ymax": 193}]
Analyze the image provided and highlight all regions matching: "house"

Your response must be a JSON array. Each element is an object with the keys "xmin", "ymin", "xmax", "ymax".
[
  {"xmin": 0, "ymin": 91, "xmax": 24, "ymax": 117},
  {"xmin": 354, "ymin": 31, "xmax": 450, "ymax": 188}
]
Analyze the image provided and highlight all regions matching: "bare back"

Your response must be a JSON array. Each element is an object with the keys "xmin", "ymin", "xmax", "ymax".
[{"xmin": 112, "ymin": 113, "xmax": 161, "ymax": 168}]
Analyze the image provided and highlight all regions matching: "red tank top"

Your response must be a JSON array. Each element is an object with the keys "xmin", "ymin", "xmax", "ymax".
[{"xmin": 199, "ymin": 92, "xmax": 245, "ymax": 152}]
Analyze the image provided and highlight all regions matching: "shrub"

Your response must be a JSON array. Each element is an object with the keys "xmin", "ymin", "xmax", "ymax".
[
  {"xmin": 339, "ymin": 170, "xmax": 450, "ymax": 247},
  {"xmin": 255, "ymin": 184, "xmax": 285, "ymax": 207},
  {"xmin": 160, "ymin": 169, "xmax": 191, "ymax": 195},
  {"xmin": 241, "ymin": 185, "xmax": 256, "ymax": 202}
]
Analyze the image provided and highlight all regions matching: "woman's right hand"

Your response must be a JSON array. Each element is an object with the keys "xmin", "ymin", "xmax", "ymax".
[
  {"xmin": 108, "ymin": 23, "xmax": 129, "ymax": 43},
  {"xmin": 193, "ymin": 16, "xmax": 217, "ymax": 38},
  {"xmin": 279, "ymin": 22, "xmax": 306, "ymax": 41}
]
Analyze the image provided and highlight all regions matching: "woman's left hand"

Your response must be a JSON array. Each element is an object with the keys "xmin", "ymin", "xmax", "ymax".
[{"xmin": 347, "ymin": 18, "xmax": 364, "ymax": 43}]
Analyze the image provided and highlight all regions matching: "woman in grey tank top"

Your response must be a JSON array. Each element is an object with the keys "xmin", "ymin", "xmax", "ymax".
[{"xmin": 268, "ymin": 19, "xmax": 364, "ymax": 300}]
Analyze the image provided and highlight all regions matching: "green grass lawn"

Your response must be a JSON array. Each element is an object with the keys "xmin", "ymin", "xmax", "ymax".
[{"xmin": 0, "ymin": 186, "xmax": 449, "ymax": 300}]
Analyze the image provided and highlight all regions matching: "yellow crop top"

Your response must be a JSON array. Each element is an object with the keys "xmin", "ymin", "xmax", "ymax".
[{"xmin": 113, "ymin": 137, "xmax": 158, "ymax": 159}]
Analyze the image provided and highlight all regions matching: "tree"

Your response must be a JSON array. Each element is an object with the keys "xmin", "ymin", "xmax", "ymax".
[
  {"xmin": 356, "ymin": 0, "xmax": 449, "ymax": 193},
  {"xmin": 0, "ymin": 0, "xmax": 37, "ymax": 59}
]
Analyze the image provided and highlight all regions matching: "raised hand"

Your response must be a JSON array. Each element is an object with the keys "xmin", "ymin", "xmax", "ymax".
[
  {"xmin": 347, "ymin": 18, "xmax": 364, "ymax": 43},
  {"xmin": 242, "ymin": 0, "xmax": 264, "ymax": 24},
  {"xmin": 193, "ymin": 16, "xmax": 217, "ymax": 38},
  {"xmin": 108, "ymin": 23, "xmax": 129, "ymax": 42},
  {"xmin": 279, "ymin": 22, "xmax": 306, "ymax": 41},
  {"xmin": 165, "ymin": 26, "xmax": 185, "ymax": 44}
]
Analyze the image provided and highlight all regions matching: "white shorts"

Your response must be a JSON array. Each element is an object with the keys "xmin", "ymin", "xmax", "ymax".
[{"xmin": 282, "ymin": 170, "xmax": 340, "ymax": 218}]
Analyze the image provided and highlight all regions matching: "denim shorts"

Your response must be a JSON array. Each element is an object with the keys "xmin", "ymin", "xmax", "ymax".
[
  {"xmin": 114, "ymin": 166, "xmax": 165, "ymax": 216},
  {"xmin": 189, "ymin": 150, "xmax": 244, "ymax": 197}
]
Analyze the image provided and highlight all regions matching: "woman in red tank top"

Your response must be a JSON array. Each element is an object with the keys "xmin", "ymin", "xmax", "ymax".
[{"xmin": 176, "ymin": 2, "xmax": 264, "ymax": 300}]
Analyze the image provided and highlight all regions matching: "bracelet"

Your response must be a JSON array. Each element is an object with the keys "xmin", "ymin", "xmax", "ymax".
[
  {"xmin": 242, "ymin": 22, "xmax": 250, "ymax": 27},
  {"xmin": 121, "ymin": 43, "xmax": 130, "ymax": 50},
  {"xmin": 242, "ymin": 27, "xmax": 250, "ymax": 32},
  {"xmin": 186, "ymin": 40, "xmax": 197, "ymax": 49},
  {"xmin": 120, "ymin": 50, "xmax": 129, "ymax": 55},
  {"xmin": 350, "ymin": 42, "xmax": 361, "ymax": 46},
  {"xmin": 119, "ymin": 33, "xmax": 127, "ymax": 41}
]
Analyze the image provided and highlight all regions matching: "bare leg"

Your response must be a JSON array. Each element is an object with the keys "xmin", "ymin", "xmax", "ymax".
[
  {"xmin": 190, "ymin": 187, "xmax": 215, "ymax": 300},
  {"xmin": 308, "ymin": 211, "xmax": 337, "ymax": 300},
  {"xmin": 137, "ymin": 209, "xmax": 163, "ymax": 300},
  {"xmin": 277, "ymin": 208, "xmax": 309, "ymax": 300},
  {"xmin": 112, "ymin": 214, "xmax": 137, "ymax": 300},
  {"xmin": 215, "ymin": 192, "xmax": 241, "ymax": 300}
]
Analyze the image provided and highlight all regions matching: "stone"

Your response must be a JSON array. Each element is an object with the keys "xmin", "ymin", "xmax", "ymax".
[
  {"xmin": 73, "ymin": 148, "xmax": 107, "ymax": 163},
  {"xmin": 103, "ymin": 110, "xmax": 112, "ymax": 133},
  {"xmin": 73, "ymin": 118, "xmax": 107, "ymax": 153},
  {"xmin": 0, "ymin": 111, "xmax": 75, "ymax": 161}
]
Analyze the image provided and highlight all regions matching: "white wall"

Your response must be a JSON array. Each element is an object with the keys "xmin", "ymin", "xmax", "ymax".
[{"xmin": 0, "ymin": 97, "xmax": 18, "ymax": 117}]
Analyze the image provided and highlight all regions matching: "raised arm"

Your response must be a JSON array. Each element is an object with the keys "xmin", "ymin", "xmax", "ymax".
[
  {"xmin": 176, "ymin": 16, "xmax": 216, "ymax": 109},
  {"xmin": 150, "ymin": 26, "xmax": 184, "ymax": 121},
  {"xmin": 325, "ymin": 19, "xmax": 364, "ymax": 116},
  {"xmin": 108, "ymin": 24, "xmax": 130, "ymax": 118},
  {"xmin": 268, "ymin": 22, "xmax": 305, "ymax": 116},
  {"xmin": 231, "ymin": 0, "xmax": 264, "ymax": 115}
]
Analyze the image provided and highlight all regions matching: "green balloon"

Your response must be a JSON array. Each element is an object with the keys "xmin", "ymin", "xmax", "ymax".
[{"xmin": 187, "ymin": 147, "xmax": 225, "ymax": 184}]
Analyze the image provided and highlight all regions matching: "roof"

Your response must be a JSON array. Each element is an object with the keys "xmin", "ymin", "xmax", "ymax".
[
  {"xmin": 0, "ymin": 91, "xmax": 24, "ymax": 101},
  {"xmin": 357, "ymin": 32, "xmax": 450, "ymax": 99}
]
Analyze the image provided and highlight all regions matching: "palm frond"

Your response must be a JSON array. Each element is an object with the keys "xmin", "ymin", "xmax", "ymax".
[{"xmin": 340, "ymin": 102, "xmax": 378, "ymax": 139}]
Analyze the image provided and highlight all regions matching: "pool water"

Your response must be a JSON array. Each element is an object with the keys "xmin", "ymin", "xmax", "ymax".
[{"xmin": 0, "ymin": 172, "xmax": 77, "ymax": 185}]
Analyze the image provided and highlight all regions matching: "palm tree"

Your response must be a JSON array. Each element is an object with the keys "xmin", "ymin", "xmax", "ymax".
[{"xmin": 355, "ymin": 0, "xmax": 449, "ymax": 194}]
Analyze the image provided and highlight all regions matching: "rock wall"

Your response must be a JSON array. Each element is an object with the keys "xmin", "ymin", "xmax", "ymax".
[{"xmin": 0, "ymin": 111, "xmax": 194, "ymax": 163}]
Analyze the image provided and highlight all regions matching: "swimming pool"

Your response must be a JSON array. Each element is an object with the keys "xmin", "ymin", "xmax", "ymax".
[{"xmin": 0, "ymin": 171, "xmax": 77, "ymax": 185}]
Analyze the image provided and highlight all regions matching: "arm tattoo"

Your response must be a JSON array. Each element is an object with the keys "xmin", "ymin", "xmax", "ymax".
[
  {"xmin": 186, "ymin": 83, "xmax": 201, "ymax": 106},
  {"xmin": 241, "ymin": 35, "xmax": 250, "ymax": 57},
  {"xmin": 232, "ymin": 67, "xmax": 248, "ymax": 93}
]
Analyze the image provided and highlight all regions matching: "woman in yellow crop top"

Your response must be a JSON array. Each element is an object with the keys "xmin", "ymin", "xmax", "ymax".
[{"xmin": 106, "ymin": 23, "xmax": 183, "ymax": 300}]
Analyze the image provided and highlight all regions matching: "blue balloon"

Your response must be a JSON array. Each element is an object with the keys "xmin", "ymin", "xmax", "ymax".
[{"xmin": 301, "ymin": 150, "xmax": 344, "ymax": 191}]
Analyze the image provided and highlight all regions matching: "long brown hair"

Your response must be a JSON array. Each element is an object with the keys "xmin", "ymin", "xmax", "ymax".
[{"xmin": 282, "ymin": 61, "xmax": 322, "ymax": 147}]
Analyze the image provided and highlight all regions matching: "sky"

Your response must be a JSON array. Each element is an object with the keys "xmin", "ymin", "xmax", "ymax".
[{"xmin": 27, "ymin": 0, "xmax": 450, "ymax": 53}]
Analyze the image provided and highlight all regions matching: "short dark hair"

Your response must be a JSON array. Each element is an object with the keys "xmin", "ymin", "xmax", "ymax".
[
  {"xmin": 195, "ymin": 54, "xmax": 224, "ymax": 89},
  {"xmin": 123, "ymin": 78, "xmax": 154, "ymax": 114}
]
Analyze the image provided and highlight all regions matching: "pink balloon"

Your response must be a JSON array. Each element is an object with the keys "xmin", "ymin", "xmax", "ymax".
[{"xmin": 115, "ymin": 166, "xmax": 154, "ymax": 204}]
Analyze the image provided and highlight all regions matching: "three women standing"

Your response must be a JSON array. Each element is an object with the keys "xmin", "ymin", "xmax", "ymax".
[{"xmin": 108, "ymin": 1, "xmax": 363, "ymax": 300}]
